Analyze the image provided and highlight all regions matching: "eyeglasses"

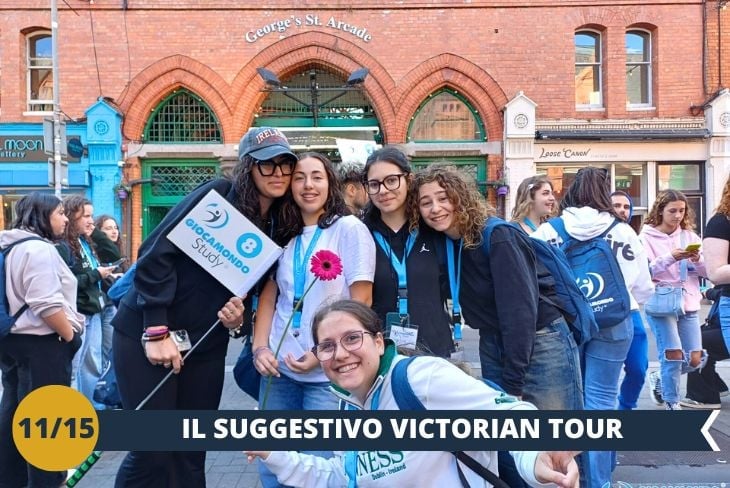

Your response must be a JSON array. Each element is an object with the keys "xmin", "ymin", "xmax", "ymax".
[
  {"xmin": 365, "ymin": 174, "xmax": 406, "ymax": 195},
  {"xmin": 256, "ymin": 158, "xmax": 294, "ymax": 176},
  {"xmin": 312, "ymin": 330, "xmax": 376, "ymax": 361}
]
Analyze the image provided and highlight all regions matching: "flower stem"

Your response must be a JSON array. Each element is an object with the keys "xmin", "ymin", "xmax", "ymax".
[{"xmin": 260, "ymin": 278, "xmax": 319, "ymax": 410}]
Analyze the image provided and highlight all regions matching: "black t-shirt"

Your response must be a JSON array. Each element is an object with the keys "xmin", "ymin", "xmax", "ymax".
[
  {"xmin": 705, "ymin": 213, "xmax": 730, "ymax": 294},
  {"xmin": 367, "ymin": 220, "xmax": 453, "ymax": 358}
]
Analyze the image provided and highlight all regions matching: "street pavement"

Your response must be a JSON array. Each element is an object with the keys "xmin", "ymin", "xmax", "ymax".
[{"xmin": 3, "ymin": 309, "xmax": 729, "ymax": 487}]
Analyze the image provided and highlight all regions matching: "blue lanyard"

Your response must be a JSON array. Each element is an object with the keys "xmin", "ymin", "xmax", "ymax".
[
  {"xmin": 445, "ymin": 238, "xmax": 463, "ymax": 341},
  {"xmin": 523, "ymin": 218, "xmax": 538, "ymax": 232},
  {"xmin": 343, "ymin": 384, "xmax": 383, "ymax": 487},
  {"xmin": 373, "ymin": 230, "xmax": 417, "ymax": 315},
  {"xmin": 292, "ymin": 227, "xmax": 323, "ymax": 330},
  {"xmin": 79, "ymin": 238, "xmax": 101, "ymax": 291}
]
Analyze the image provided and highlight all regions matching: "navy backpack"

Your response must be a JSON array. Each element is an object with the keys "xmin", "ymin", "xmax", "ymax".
[
  {"xmin": 548, "ymin": 217, "xmax": 631, "ymax": 329},
  {"xmin": 482, "ymin": 218, "xmax": 598, "ymax": 346}
]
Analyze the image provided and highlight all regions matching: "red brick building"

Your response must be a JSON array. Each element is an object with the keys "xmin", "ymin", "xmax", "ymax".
[{"xmin": 1, "ymin": 1, "xmax": 728, "ymax": 253}]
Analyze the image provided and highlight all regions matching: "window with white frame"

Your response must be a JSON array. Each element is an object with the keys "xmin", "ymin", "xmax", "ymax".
[
  {"xmin": 626, "ymin": 30, "xmax": 652, "ymax": 107},
  {"xmin": 27, "ymin": 33, "xmax": 53, "ymax": 112},
  {"xmin": 575, "ymin": 31, "xmax": 603, "ymax": 108}
]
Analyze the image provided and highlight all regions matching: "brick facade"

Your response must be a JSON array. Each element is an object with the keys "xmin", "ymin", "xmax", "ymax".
[{"xmin": 0, "ymin": 0, "xmax": 723, "ymax": 252}]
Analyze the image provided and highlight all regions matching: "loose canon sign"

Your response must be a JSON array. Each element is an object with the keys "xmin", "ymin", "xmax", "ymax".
[{"xmin": 246, "ymin": 14, "xmax": 373, "ymax": 43}]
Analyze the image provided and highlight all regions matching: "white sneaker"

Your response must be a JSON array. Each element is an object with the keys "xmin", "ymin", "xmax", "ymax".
[
  {"xmin": 647, "ymin": 371, "xmax": 664, "ymax": 406},
  {"xmin": 679, "ymin": 398, "xmax": 721, "ymax": 409},
  {"xmin": 665, "ymin": 402, "xmax": 682, "ymax": 410}
]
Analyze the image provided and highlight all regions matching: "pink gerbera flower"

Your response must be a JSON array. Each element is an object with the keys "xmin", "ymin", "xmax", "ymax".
[{"xmin": 310, "ymin": 249, "xmax": 343, "ymax": 281}]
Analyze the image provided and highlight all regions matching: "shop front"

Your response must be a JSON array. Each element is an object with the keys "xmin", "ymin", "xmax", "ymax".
[
  {"xmin": 502, "ymin": 92, "xmax": 724, "ymax": 235},
  {"xmin": 0, "ymin": 99, "xmax": 123, "ymax": 230},
  {"xmin": 533, "ymin": 140, "xmax": 708, "ymax": 232},
  {"xmin": 0, "ymin": 124, "xmax": 86, "ymax": 228}
]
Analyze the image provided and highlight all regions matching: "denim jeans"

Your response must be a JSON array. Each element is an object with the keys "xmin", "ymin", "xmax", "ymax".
[
  {"xmin": 646, "ymin": 310, "xmax": 703, "ymax": 404},
  {"xmin": 101, "ymin": 304, "xmax": 117, "ymax": 367},
  {"xmin": 583, "ymin": 315, "xmax": 632, "ymax": 488},
  {"xmin": 720, "ymin": 295, "xmax": 730, "ymax": 352},
  {"xmin": 72, "ymin": 313, "xmax": 105, "ymax": 409},
  {"xmin": 618, "ymin": 310, "xmax": 648, "ymax": 410},
  {"xmin": 479, "ymin": 317, "xmax": 583, "ymax": 410},
  {"xmin": 257, "ymin": 373, "xmax": 337, "ymax": 488}
]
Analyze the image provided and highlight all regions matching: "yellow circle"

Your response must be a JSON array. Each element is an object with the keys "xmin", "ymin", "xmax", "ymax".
[{"xmin": 12, "ymin": 385, "xmax": 99, "ymax": 471}]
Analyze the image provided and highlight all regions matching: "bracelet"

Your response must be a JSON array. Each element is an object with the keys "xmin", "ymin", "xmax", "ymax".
[
  {"xmin": 252, "ymin": 346, "xmax": 272, "ymax": 360},
  {"xmin": 144, "ymin": 326, "xmax": 169, "ymax": 336},
  {"xmin": 141, "ymin": 332, "xmax": 170, "ymax": 344}
]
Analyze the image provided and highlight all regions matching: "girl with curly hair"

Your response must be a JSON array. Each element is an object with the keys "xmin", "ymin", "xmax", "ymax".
[
  {"xmin": 56, "ymin": 195, "xmax": 117, "ymax": 410},
  {"xmin": 253, "ymin": 152, "xmax": 375, "ymax": 488},
  {"xmin": 511, "ymin": 175, "xmax": 556, "ymax": 234},
  {"xmin": 412, "ymin": 164, "xmax": 582, "ymax": 487},
  {"xmin": 640, "ymin": 190, "xmax": 706, "ymax": 411}
]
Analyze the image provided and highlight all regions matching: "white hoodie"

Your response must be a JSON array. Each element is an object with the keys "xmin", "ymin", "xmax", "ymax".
[
  {"xmin": 262, "ymin": 346, "xmax": 556, "ymax": 488},
  {"xmin": 532, "ymin": 207, "xmax": 654, "ymax": 310}
]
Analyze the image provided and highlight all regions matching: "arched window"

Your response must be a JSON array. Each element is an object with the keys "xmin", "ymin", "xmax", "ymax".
[
  {"xmin": 143, "ymin": 89, "xmax": 222, "ymax": 143},
  {"xmin": 407, "ymin": 89, "xmax": 485, "ymax": 142},
  {"xmin": 27, "ymin": 32, "xmax": 53, "ymax": 112},
  {"xmin": 626, "ymin": 30, "xmax": 652, "ymax": 106},
  {"xmin": 575, "ymin": 30, "xmax": 603, "ymax": 108}
]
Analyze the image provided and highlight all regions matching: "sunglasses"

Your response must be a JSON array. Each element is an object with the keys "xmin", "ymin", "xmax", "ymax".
[{"xmin": 255, "ymin": 158, "xmax": 294, "ymax": 176}]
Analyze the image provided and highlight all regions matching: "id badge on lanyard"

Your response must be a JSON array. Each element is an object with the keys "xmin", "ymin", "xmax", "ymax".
[{"xmin": 385, "ymin": 312, "xmax": 418, "ymax": 350}]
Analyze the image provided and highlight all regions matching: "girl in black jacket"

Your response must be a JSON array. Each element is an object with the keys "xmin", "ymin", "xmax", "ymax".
[
  {"xmin": 362, "ymin": 147, "xmax": 453, "ymax": 358},
  {"xmin": 111, "ymin": 127, "xmax": 296, "ymax": 488}
]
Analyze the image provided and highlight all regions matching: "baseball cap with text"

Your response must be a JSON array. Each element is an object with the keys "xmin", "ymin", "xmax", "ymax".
[{"xmin": 238, "ymin": 127, "xmax": 296, "ymax": 163}]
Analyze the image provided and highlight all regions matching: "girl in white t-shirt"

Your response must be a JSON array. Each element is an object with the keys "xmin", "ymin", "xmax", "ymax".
[{"xmin": 252, "ymin": 152, "xmax": 376, "ymax": 488}]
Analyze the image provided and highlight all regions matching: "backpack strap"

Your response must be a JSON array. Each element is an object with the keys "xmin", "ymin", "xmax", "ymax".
[
  {"xmin": 480, "ymin": 217, "xmax": 507, "ymax": 252},
  {"xmin": 391, "ymin": 356, "xmax": 424, "ymax": 410},
  {"xmin": 391, "ymin": 356, "xmax": 510, "ymax": 488},
  {"xmin": 453, "ymin": 451, "xmax": 510, "ymax": 488},
  {"xmin": 598, "ymin": 218, "xmax": 622, "ymax": 239},
  {"xmin": 1, "ymin": 236, "xmax": 45, "ymax": 254},
  {"xmin": 547, "ymin": 217, "xmax": 571, "ymax": 246},
  {"xmin": 2, "ymin": 236, "xmax": 45, "ymax": 320}
]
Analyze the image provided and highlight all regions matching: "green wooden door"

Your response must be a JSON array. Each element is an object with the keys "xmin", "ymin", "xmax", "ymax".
[{"xmin": 141, "ymin": 160, "xmax": 220, "ymax": 239}]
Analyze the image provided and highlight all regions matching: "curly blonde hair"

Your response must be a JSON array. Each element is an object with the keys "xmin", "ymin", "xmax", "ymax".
[
  {"xmin": 511, "ymin": 176, "xmax": 555, "ymax": 224},
  {"xmin": 408, "ymin": 164, "xmax": 491, "ymax": 248},
  {"xmin": 716, "ymin": 175, "xmax": 730, "ymax": 216},
  {"xmin": 644, "ymin": 189, "xmax": 696, "ymax": 232}
]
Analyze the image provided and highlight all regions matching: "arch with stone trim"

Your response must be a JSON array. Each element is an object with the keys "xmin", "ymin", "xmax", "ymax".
[
  {"xmin": 118, "ymin": 55, "xmax": 233, "ymax": 142},
  {"xmin": 395, "ymin": 54, "xmax": 508, "ymax": 143},
  {"xmin": 231, "ymin": 31, "xmax": 396, "ymax": 142}
]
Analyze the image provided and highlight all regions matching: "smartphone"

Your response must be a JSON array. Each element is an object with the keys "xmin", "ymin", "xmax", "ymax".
[
  {"xmin": 106, "ymin": 258, "xmax": 127, "ymax": 268},
  {"xmin": 685, "ymin": 243, "xmax": 701, "ymax": 252},
  {"xmin": 170, "ymin": 329, "xmax": 192, "ymax": 352}
]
